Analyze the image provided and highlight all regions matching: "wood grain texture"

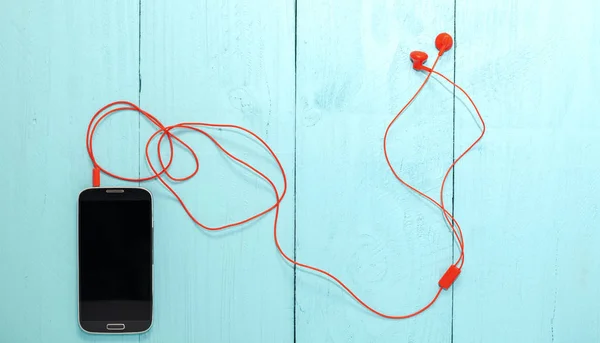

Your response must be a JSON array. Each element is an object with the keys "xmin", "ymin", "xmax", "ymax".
[
  {"xmin": 453, "ymin": 0, "xmax": 600, "ymax": 342},
  {"xmin": 0, "ymin": 1, "xmax": 140, "ymax": 343},
  {"xmin": 295, "ymin": 0, "xmax": 455, "ymax": 342},
  {"xmin": 3, "ymin": 0, "xmax": 600, "ymax": 342},
  {"xmin": 137, "ymin": 1, "xmax": 295, "ymax": 342}
]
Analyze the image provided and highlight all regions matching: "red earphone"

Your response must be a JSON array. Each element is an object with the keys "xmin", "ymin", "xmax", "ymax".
[
  {"xmin": 410, "ymin": 32, "xmax": 454, "ymax": 72},
  {"xmin": 87, "ymin": 32, "xmax": 484, "ymax": 320},
  {"xmin": 385, "ymin": 32, "xmax": 486, "ymax": 313},
  {"xmin": 435, "ymin": 32, "xmax": 454, "ymax": 54}
]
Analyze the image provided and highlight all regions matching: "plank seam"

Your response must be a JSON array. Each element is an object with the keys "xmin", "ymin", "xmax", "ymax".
[
  {"xmin": 138, "ymin": 2, "xmax": 143, "ymax": 342},
  {"xmin": 293, "ymin": 0, "xmax": 298, "ymax": 342},
  {"xmin": 451, "ymin": 0, "xmax": 457, "ymax": 342},
  {"xmin": 137, "ymin": 0, "xmax": 142, "ymax": 187}
]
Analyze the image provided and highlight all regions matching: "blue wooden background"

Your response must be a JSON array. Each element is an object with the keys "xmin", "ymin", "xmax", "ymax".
[{"xmin": 1, "ymin": 0, "xmax": 599, "ymax": 342}]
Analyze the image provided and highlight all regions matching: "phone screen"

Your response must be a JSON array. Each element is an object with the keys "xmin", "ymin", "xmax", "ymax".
[{"xmin": 78, "ymin": 188, "xmax": 152, "ymax": 332}]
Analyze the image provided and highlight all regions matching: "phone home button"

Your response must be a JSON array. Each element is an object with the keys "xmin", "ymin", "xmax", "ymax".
[{"xmin": 106, "ymin": 323, "xmax": 125, "ymax": 331}]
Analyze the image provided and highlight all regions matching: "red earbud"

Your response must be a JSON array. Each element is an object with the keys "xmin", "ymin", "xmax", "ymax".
[
  {"xmin": 435, "ymin": 33, "xmax": 453, "ymax": 55},
  {"xmin": 410, "ymin": 33, "xmax": 454, "ymax": 72},
  {"xmin": 410, "ymin": 51, "xmax": 429, "ymax": 71}
]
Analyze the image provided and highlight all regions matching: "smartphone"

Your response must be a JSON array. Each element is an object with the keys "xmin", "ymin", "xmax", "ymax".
[{"xmin": 78, "ymin": 187, "xmax": 153, "ymax": 333}]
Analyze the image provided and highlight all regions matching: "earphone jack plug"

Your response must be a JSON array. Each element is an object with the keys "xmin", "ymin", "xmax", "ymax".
[{"xmin": 92, "ymin": 167, "xmax": 101, "ymax": 187}]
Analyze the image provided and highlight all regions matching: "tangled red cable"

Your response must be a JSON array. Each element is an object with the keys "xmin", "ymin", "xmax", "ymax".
[{"xmin": 86, "ymin": 54, "xmax": 484, "ymax": 320}]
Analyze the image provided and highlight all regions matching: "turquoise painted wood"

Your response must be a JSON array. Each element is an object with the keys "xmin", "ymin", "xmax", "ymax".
[
  {"xmin": 137, "ymin": 1, "xmax": 295, "ymax": 342},
  {"xmin": 0, "ymin": 1, "xmax": 141, "ymax": 343},
  {"xmin": 295, "ymin": 1, "xmax": 454, "ymax": 342},
  {"xmin": 453, "ymin": 1, "xmax": 600, "ymax": 342},
  {"xmin": 2, "ymin": 0, "xmax": 600, "ymax": 342}
]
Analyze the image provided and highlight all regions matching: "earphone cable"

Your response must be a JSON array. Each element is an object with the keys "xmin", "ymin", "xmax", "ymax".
[{"xmin": 86, "ymin": 52, "xmax": 484, "ymax": 319}]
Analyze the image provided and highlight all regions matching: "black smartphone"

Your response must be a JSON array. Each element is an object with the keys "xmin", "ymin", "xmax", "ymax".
[{"xmin": 78, "ymin": 187, "xmax": 153, "ymax": 333}]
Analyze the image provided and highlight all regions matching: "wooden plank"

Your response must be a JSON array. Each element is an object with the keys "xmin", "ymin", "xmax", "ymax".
[
  {"xmin": 0, "ymin": 1, "xmax": 140, "ymax": 342},
  {"xmin": 295, "ymin": 0, "xmax": 455, "ymax": 341},
  {"xmin": 453, "ymin": 0, "xmax": 600, "ymax": 342},
  {"xmin": 137, "ymin": 1, "xmax": 296, "ymax": 342}
]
